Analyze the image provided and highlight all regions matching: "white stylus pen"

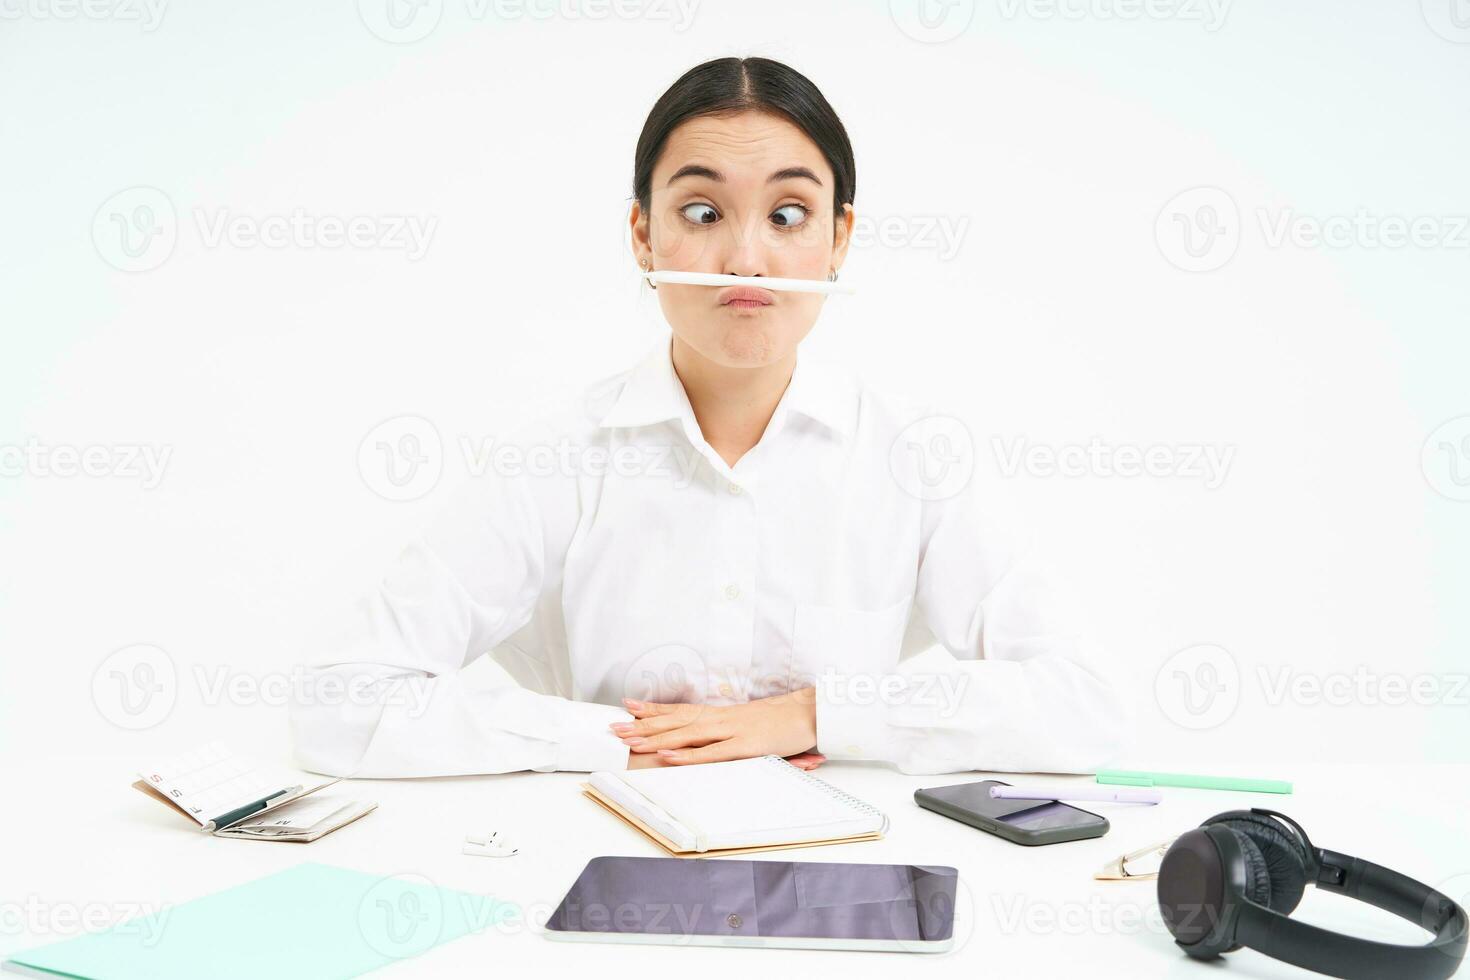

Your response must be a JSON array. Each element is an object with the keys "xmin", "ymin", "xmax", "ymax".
[
  {"xmin": 989, "ymin": 784, "xmax": 1162, "ymax": 805},
  {"xmin": 641, "ymin": 269, "xmax": 857, "ymax": 295}
]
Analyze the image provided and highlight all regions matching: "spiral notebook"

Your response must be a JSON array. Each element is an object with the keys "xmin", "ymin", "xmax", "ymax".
[{"xmin": 583, "ymin": 756, "xmax": 888, "ymax": 857}]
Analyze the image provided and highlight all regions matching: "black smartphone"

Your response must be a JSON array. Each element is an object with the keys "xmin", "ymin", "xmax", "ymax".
[{"xmin": 913, "ymin": 779, "xmax": 1109, "ymax": 846}]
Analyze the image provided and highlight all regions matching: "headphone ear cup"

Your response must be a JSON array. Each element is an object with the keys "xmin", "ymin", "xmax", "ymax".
[
  {"xmin": 1233, "ymin": 830, "xmax": 1274, "ymax": 910},
  {"xmin": 1204, "ymin": 812, "xmax": 1310, "ymax": 914}
]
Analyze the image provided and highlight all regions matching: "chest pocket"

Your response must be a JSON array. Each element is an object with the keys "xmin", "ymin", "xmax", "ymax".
[{"xmin": 792, "ymin": 596, "xmax": 912, "ymax": 681}]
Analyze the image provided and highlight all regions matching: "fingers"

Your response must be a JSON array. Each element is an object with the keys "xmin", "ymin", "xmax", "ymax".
[
  {"xmin": 610, "ymin": 702, "xmax": 716, "ymax": 739},
  {"xmin": 621, "ymin": 698, "xmax": 679, "ymax": 717},
  {"xmin": 784, "ymin": 752, "xmax": 826, "ymax": 771},
  {"xmin": 656, "ymin": 740, "xmax": 748, "ymax": 766},
  {"xmin": 628, "ymin": 720, "xmax": 735, "ymax": 752}
]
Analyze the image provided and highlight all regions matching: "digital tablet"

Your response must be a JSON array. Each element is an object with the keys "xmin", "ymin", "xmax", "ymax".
[{"xmin": 544, "ymin": 855, "xmax": 958, "ymax": 953}]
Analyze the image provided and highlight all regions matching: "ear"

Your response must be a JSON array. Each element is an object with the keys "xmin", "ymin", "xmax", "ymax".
[
  {"xmin": 629, "ymin": 199, "xmax": 653, "ymax": 268},
  {"xmin": 830, "ymin": 202, "xmax": 855, "ymax": 275}
]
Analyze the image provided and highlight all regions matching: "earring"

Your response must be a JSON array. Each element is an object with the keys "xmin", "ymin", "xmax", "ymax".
[
  {"xmin": 827, "ymin": 269, "xmax": 838, "ymax": 282},
  {"xmin": 642, "ymin": 258, "xmax": 656, "ymax": 290}
]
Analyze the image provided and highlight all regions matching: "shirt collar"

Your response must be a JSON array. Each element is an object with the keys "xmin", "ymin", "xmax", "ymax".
[{"xmin": 597, "ymin": 338, "xmax": 856, "ymax": 441}]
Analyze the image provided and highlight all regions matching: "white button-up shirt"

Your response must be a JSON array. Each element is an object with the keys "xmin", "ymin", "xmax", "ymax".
[{"xmin": 290, "ymin": 339, "xmax": 1129, "ymax": 776}]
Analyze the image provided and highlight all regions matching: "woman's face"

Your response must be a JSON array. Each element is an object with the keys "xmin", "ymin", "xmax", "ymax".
[{"xmin": 632, "ymin": 110, "xmax": 853, "ymax": 369}]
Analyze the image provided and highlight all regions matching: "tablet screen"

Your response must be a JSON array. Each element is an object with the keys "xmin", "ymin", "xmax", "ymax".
[{"xmin": 545, "ymin": 856, "xmax": 957, "ymax": 951}]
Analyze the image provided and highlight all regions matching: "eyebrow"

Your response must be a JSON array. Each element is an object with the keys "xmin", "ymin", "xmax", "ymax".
[{"xmin": 665, "ymin": 164, "xmax": 824, "ymax": 188}]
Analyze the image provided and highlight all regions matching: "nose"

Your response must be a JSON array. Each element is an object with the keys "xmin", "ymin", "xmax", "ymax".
[{"xmin": 721, "ymin": 213, "xmax": 769, "ymax": 278}]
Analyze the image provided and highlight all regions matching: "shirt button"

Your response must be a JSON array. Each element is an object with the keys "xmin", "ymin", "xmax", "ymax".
[
  {"xmin": 724, "ymin": 583, "xmax": 741, "ymax": 600},
  {"xmin": 846, "ymin": 744, "xmax": 861, "ymax": 754},
  {"xmin": 718, "ymin": 683, "xmax": 733, "ymax": 697},
  {"xmin": 727, "ymin": 482, "xmax": 743, "ymax": 496}
]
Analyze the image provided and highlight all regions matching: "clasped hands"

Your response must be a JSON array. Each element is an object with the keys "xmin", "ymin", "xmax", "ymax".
[{"xmin": 611, "ymin": 687, "xmax": 826, "ymax": 771}]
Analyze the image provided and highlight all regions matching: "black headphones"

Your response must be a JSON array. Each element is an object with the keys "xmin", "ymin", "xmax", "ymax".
[{"xmin": 1157, "ymin": 808, "xmax": 1468, "ymax": 979}]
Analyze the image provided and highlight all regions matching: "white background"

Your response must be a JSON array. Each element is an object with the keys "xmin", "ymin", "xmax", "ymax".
[{"xmin": 3, "ymin": 0, "xmax": 1469, "ymax": 891}]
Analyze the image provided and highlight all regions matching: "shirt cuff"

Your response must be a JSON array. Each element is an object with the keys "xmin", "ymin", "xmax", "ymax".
[
  {"xmin": 551, "ymin": 699, "xmax": 634, "ymax": 772},
  {"xmin": 813, "ymin": 671, "xmax": 894, "ymax": 761}
]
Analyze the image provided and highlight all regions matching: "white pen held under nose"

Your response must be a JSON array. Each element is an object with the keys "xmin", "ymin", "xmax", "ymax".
[
  {"xmin": 990, "ymin": 784, "xmax": 1162, "ymax": 805},
  {"xmin": 641, "ymin": 269, "xmax": 857, "ymax": 295}
]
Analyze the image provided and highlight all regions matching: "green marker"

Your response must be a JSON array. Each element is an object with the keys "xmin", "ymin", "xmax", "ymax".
[{"xmin": 1096, "ymin": 769, "xmax": 1293, "ymax": 794}]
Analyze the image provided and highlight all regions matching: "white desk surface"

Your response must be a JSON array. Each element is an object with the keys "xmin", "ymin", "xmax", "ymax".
[{"xmin": 3, "ymin": 756, "xmax": 1467, "ymax": 979}]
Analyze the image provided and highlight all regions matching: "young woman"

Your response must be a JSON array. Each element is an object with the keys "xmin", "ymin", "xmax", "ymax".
[{"xmin": 291, "ymin": 57, "xmax": 1128, "ymax": 777}]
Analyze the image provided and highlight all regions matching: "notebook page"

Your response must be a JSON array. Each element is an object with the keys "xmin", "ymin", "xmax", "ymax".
[
  {"xmin": 606, "ymin": 756, "xmax": 884, "ymax": 851},
  {"xmin": 137, "ymin": 742, "xmax": 292, "ymax": 826}
]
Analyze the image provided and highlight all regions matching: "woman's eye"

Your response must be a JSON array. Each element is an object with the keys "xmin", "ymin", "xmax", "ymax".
[
  {"xmin": 771, "ymin": 204, "xmax": 809, "ymax": 228},
  {"xmin": 680, "ymin": 203, "xmax": 719, "ymax": 225}
]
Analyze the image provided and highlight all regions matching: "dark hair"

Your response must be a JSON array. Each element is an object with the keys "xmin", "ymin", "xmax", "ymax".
[{"xmin": 632, "ymin": 57, "xmax": 856, "ymax": 220}]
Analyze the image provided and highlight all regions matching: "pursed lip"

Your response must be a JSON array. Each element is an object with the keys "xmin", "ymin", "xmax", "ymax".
[{"xmin": 717, "ymin": 285, "xmax": 775, "ymax": 307}]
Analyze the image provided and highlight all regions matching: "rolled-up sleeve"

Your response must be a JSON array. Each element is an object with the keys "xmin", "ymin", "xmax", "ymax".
[
  {"xmin": 815, "ymin": 486, "xmax": 1131, "ymax": 775},
  {"xmin": 289, "ymin": 469, "xmax": 631, "ymax": 777}
]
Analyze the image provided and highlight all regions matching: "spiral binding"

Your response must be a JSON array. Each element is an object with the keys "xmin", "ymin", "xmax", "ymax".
[{"xmin": 765, "ymin": 755, "xmax": 890, "ymax": 835}]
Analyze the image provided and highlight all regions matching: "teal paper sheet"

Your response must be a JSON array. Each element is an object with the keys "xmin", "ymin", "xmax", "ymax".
[{"xmin": 5, "ymin": 863, "xmax": 503, "ymax": 980}]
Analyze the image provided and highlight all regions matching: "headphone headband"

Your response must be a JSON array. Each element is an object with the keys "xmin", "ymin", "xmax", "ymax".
[{"xmin": 1234, "ymin": 847, "xmax": 1467, "ymax": 980}]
